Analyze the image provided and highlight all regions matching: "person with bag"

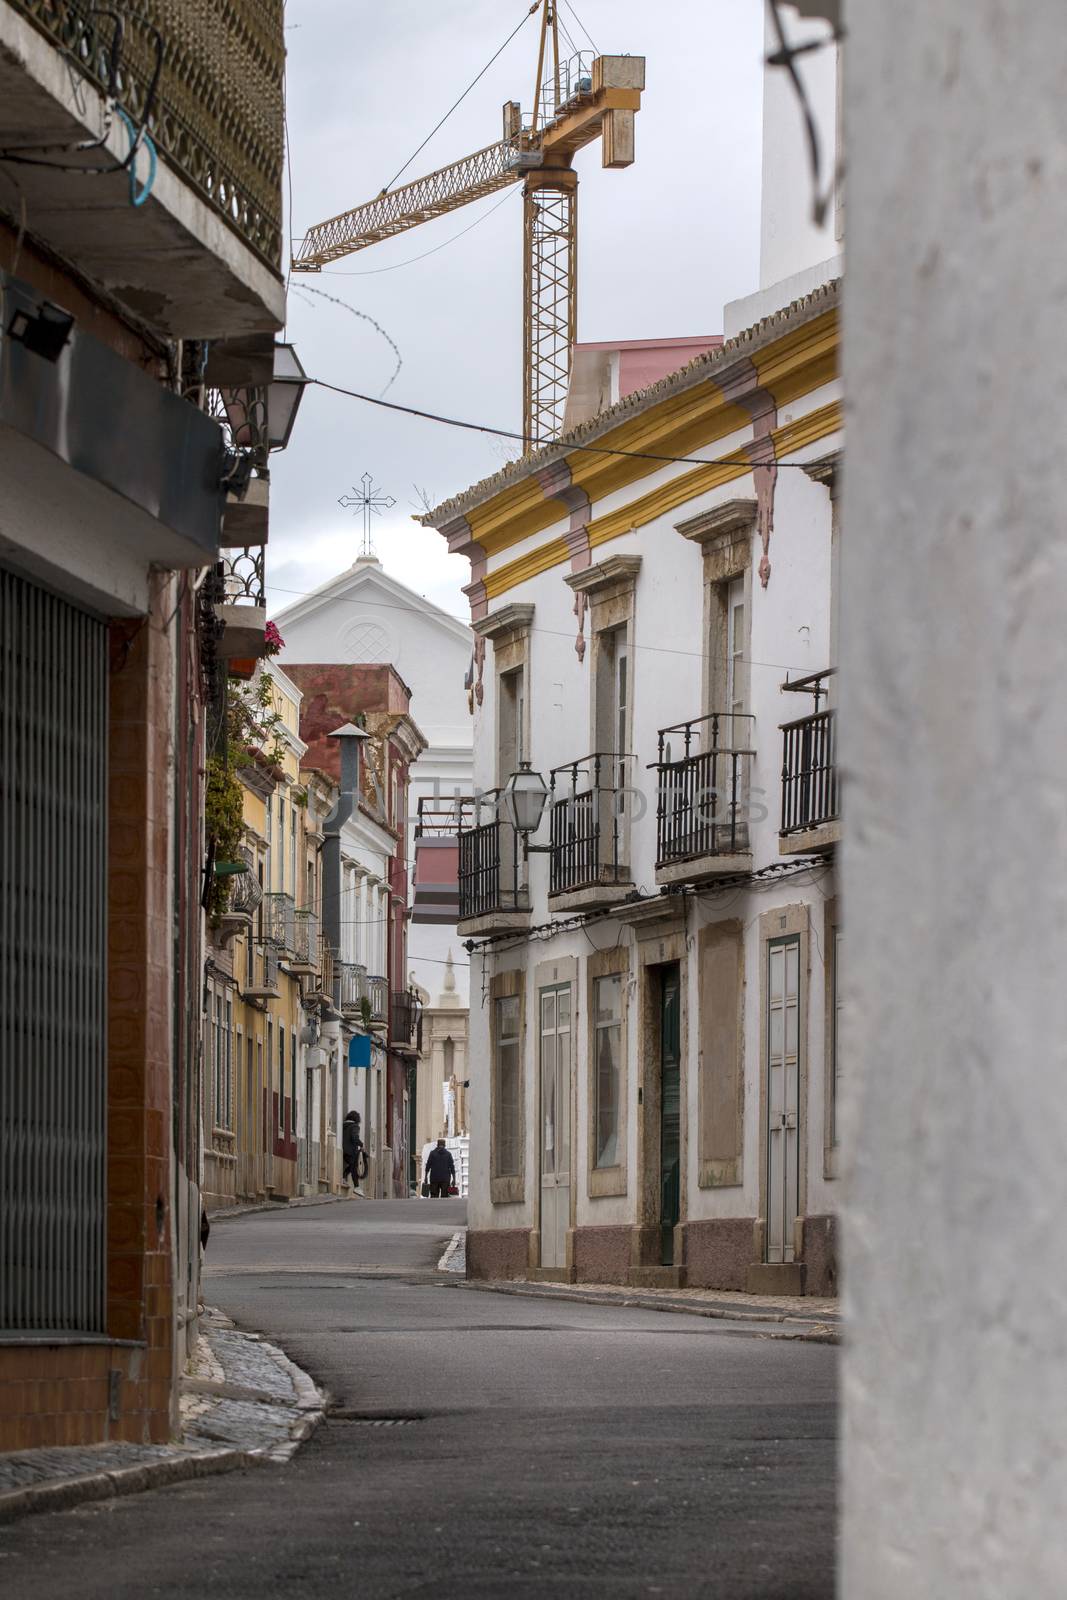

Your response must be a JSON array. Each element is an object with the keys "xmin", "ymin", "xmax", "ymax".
[
  {"xmin": 423, "ymin": 1138, "xmax": 456, "ymax": 1199},
  {"xmin": 341, "ymin": 1109, "xmax": 366, "ymax": 1193}
]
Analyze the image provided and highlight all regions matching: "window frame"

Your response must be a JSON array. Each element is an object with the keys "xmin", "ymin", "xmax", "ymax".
[
  {"xmin": 587, "ymin": 946, "xmax": 629, "ymax": 1198},
  {"xmin": 489, "ymin": 969, "xmax": 526, "ymax": 1205}
]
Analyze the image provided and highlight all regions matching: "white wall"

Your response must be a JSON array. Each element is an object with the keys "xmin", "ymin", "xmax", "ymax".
[
  {"xmin": 467, "ymin": 374, "xmax": 841, "ymax": 1243},
  {"xmin": 759, "ymin": 2, "xmax": 840, "ymax": 292},
  {"xmin": 277, "ymin": 561, "xmax": 473, "ymax": 1003},
  {"xmin": 841, "ymin": 1, "xmax": 1067, "ymax": 1592}
]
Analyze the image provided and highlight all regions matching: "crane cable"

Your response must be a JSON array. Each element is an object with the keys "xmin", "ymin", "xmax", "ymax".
[{"xmin": 380, "ymin": 2, "xmax": 540, "ymax": 196}]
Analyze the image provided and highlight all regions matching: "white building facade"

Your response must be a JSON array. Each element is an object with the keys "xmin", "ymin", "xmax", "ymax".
[
  {"xmin": 423, "ymin": 9, "xmax": 843, "ymax": 1291},
  {"xmin": 275, "ymin": 555, "xmax": 474, "ymax": 1003}
]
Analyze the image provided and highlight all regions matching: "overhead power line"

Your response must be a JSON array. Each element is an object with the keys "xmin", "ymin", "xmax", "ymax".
[
  {"xmin": 308, "ymin": 377, "xmax": 837, "ymax": 472},
  {"xmin": 381, "ymin": 3, "xmax": 539, "ymax": 194}
]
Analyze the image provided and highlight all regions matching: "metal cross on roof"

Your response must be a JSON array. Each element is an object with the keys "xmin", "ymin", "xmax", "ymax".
[{"xmin": 338, "ymin": 472, "xmax": 396, "ymax": 557}]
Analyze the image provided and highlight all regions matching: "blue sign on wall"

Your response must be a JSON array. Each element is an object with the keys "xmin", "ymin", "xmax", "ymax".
[{"xmin": 348, "ymin": 1034, "xmax": 372, "ymax": 1069}]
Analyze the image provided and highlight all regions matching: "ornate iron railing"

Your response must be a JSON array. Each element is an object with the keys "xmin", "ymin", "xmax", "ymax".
[
  {"xmin": 291, "ymin": 908, "xmax": 319, "ymax": 967},
  {"xmin": 366, "ymin": 974, "xmax": 388, "ymax": 1023},
  {"xmin": 333, "ymin": 960, "xmax": 366, "ymax": 1014},
  {"xmin": 317, "ymin": 935, "xmax": 334, "ymax": 1001},
  {"xmin": 781, "ymin": 709, "xmax": 838, "ymax": 834},
  {"xmin": 779, "ymin": 669, "xmax": 838, "ymax": 835},
  {"xmin": 548, "ymin": 753, "xmax": 633, "ymax": 896},
  {"xmin": 262, "ymin": 890, "xmax": 295, "ymax": 952},
  {"xmin": 9, "ymin": 0, "xmax": 285, "ymax": 266},
  {"xmin": 653, "ymin": 714, "xmax": 755, "ymax": 867},
  {"xmin": 457, "ymin": 792, "xmax": 525, "ymax": 920}
]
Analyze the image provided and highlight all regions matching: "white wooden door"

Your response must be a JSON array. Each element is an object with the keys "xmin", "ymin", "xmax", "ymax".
[
  {"xmin": 539, "ymin": 986, "xmax": 572, "ymax": 1270},
  {"xmin": 766, "ymin": 937, "xmax": 801, "ymax": 1263}
]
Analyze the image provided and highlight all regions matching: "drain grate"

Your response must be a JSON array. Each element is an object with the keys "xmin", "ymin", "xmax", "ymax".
[{"xmin": 331, "ymin": 1411, "xmax": 425, "ymax": 1426}]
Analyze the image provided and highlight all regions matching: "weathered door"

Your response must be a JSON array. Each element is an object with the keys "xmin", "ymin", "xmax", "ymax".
[
  {"xmin": 304, "ymin": 1068, "xmax": 315, "ymax": 1186},
  {"xmin": 539, "ymin": 985, "xmax": 572, "ymax": 1270},
  {"xmin": 766, "ymin": 936, "xmax": 801, "ymax": 1262},
  {"xmin": 659, "ymin": 965, "xmax": 682, "ymax": 1265}
]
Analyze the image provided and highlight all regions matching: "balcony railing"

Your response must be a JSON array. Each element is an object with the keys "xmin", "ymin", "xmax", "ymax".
[
  {"xmin": 245, "ymin": 941, "xmax": 279, "ymax": 998},
  {"xmin": 334, "ymin": 961, "xmax": 367, "ymax": 1015},
  {"xmin": 317, "ymin": 936, "xmax": 334, "ymax": 1002},
  {"xmin": 781, "ymin": 708, "xmax": 838, "ymax": 838},
  {"xmin": 291, "ymin": 909, "xmax": 320, "ymax": 969},
  {"xmin": 549, "ymin": 753, "xmax": 633, "ymax": 896},
  {"xmin": 9, "ymin": 1, "xmax": 285, "ymax": 266},
  {"xmin": 416, "ymin": 795, "xmax": 465, "ymax": 837},
  {"xmin": 262, "ymin": 891, "xmax": 295, "ymax": 953},
  {"xmin": 366, "ymin": 974, "xmax": 388, "ymax": 1024},
  {"xmin": 654, "ymin": 714, "xmax": 755, "ymax": 867},
  {"xmin": 391, "ymin": 990, "xmax": 420, "ymax": 1047},
  {"xmin": 458, "ymin": 793, "xmax": 526, "ymax": 921}
]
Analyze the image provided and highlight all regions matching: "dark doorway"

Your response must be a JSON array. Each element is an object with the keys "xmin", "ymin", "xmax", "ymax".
[{"xmin": 659, "ymin": 962, "xmax": 681, "ymax": 1265}]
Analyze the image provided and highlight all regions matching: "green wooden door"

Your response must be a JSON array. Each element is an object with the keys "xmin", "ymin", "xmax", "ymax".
[{"xmin": 659, "ymin": 964, "xmax": 681, "ymax": 1266}]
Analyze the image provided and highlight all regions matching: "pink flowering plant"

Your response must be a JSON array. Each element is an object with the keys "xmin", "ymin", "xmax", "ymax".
[{"xmin": 263, "ymin": 620, "xmax": 284, "ymax": 658}]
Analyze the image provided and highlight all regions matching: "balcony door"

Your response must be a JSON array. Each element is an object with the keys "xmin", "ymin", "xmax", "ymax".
[
  {"xmin": 539, "ymin": 984, "xmax": 572, "ymax": 1271},
  {"xmin": 766, "ymin": 936, "xmax": 801, "ymax": 1263}
]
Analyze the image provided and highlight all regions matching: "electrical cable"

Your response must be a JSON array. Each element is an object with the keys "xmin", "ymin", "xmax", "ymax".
[
  {"xmin": 560, "ymin": 0, "xmax": 599, "ymax": 54},
  {"xmin": 380, "ymin": 3, "xmax": 540, "ymax": 195},
  {"xmin": 289, "ymin": 282, "xmax": 402, "ymax": 396},
  {"xmin": 115, "ymin": 106, "xmax": 156, "ymax": 206},
  {"xmin": 307, "ymin": 375, "xmax": 832, "ymax": 472},
  {"xmin": 263, "ymin": 579, "xmax": 822, "ymax": 675}
]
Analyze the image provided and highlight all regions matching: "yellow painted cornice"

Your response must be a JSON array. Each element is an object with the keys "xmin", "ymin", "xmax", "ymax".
[
  {"xmin": 470, "ymin": 306, "xmax": 840, "ymax": 563},
  {"xmin": 484, "ymin": 536, "xmax": 570, "ymax": 601},
  {"xmin": 753, "ymin": 311, "xmax": 838, "ymax": 407}
]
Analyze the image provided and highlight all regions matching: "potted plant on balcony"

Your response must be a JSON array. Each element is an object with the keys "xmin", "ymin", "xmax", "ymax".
[{"xmin": 205, "ymin": 756, "xmax": 246, "ymax": 918}]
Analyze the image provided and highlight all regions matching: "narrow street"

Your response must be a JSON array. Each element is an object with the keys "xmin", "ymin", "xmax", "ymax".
[{"xmin": 2, "ymin": 1202, "xmax": 836, "ymax": 1599}]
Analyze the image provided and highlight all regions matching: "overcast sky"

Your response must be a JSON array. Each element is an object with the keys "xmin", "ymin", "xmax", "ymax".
[{"xmin": 269, "ymin": 0, "xmax": 765, "ymax": 628}]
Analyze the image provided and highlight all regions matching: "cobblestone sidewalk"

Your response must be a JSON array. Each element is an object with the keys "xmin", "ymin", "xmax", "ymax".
[{"xmin": 0, "ymin": 1308, "xmax": 324, "ymax": 1525}]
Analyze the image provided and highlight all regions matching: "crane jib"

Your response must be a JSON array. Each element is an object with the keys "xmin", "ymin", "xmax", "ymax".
[{"xmin": 292, "ymin": 141, "xmax": 524, "ymax": 271}]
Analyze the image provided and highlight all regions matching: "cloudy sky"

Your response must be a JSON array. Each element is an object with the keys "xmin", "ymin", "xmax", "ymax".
[{"xmin": 269, "ymin": 0, "xmax": 765, "ymax": 626}]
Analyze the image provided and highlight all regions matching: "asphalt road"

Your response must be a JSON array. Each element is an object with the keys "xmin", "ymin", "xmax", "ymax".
[{"xmin": 1, "ymin": 1199, "xmax": 837, "ymax": 1599}]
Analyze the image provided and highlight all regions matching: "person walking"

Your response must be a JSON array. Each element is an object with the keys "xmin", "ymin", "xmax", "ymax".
[
  {"xmin": 341, "ymin": 1109, "xmax": 365, "ymax": 1193},
  {"xmin": 424, "ymin": 1138, "xmax": 456, "ymax": 1199}
]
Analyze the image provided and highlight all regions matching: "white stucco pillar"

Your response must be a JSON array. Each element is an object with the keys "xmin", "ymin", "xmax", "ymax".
[{"xmin": 842, "ymin": 2, "xmax": 1067, "ymax": 1593}]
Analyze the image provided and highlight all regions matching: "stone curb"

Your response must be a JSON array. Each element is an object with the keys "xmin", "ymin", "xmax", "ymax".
[
  {"xmin": 455, "ymin": 1279, "xmax": 842, "ymax": 1345},
  {"xmin": 0, "ymin": 1314, "xmax": 327, "ymax": 1525},
  {"xmin": 0, "ymin": 1446, "xmax": 263, "ymax": 1526}
]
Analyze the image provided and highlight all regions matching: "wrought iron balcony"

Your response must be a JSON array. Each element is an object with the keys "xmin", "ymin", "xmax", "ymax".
[
  {"xmin": 290, "ymin": 909, "xmax": 320, "ymax": 972},
  {"xmin": 317, "ymin": 936, "xmax": 334, "ymax": 1003},
  {"xmin": 244, "ymin": 941, "xmax": 279, "ymax": 1000},
  {"xmin": 653, "ymin": 714, "xmax": 755, "ymax": 881},
  {"xmin": 366, "ymin": 974, "xmax": 389, "ymax": 1025},
  {"xmin": 458, "ymin": 793, "xmax": 528, "ymax": 926},
  {"xmin": 391, "ymin": 989, "xmax": 420, "ymax": 1049},
  {"xmin": 780, "ymin": 670, "xmax": 839, "ymax": 849},
  {"xmin": 415, "ymin": 795, "xmax": 465, "ymax": 837},
  {"xmin": 262, "ymin": 891, "xmax": 295, "ymax": 954},
  {"xmin": 334, "ymin": 961, "xmax": 368, "ymax": 1016},
  {"xmin": 548, "ymin": 753, "xmax": 634, "ymax": 900},
  {"xmin": 7, "ymin": 0, "xmax": 284, "ymax": 270}
]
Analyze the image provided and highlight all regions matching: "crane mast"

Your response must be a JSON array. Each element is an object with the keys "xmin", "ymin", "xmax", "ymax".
[{"xmin": 292, "ymin": 3, "xmax": 644, "ymax": 447}]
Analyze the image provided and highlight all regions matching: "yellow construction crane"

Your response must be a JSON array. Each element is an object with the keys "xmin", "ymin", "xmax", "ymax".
[{"xmin": 291, "ymin": 2, "xmax": 644, "ymax": 448}]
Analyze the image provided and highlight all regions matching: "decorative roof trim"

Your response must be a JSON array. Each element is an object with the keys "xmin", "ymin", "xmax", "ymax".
[
  {"xmin": 471, "ymin": 602, "xmax": 535, "ymax": 643},
  {"xmin": 564, "ymin": 555, "xmax": 642, "ymax": 597},
  {"xmin": 675, "ymin": 498, "xmax": 758, "ymax": 547},
  {"xmin": 419, "ymin": 278, "xmax": 840, "ymax": 528}
]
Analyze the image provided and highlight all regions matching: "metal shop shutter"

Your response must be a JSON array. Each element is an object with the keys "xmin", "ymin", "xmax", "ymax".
[{"xmin": 0, "ymin": 567, "xmax": 108, "ymax": 1334}]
